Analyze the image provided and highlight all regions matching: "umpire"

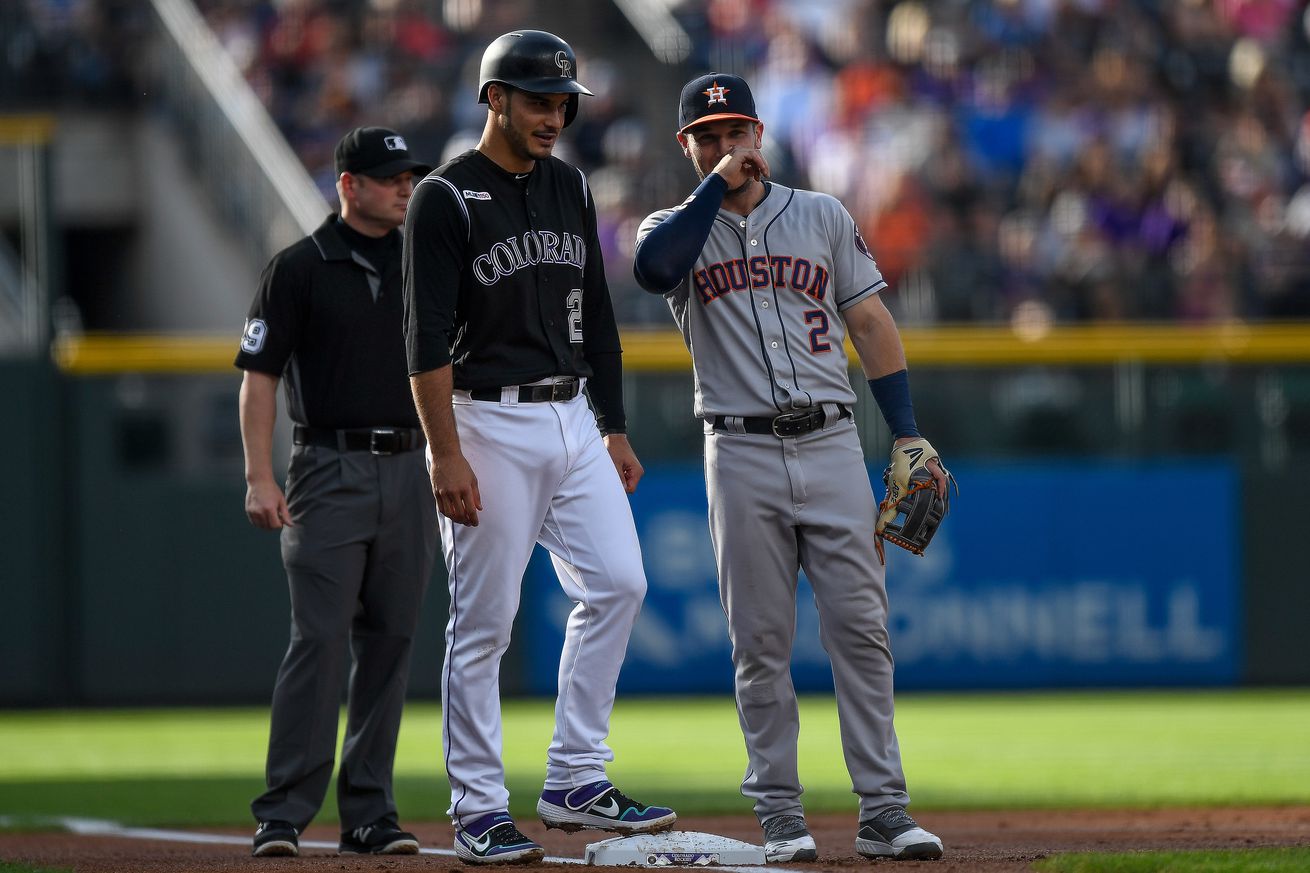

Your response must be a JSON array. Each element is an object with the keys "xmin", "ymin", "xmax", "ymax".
[{"xmin": 235, "ymin": 127, "xmax": 436, "ymax": 857}]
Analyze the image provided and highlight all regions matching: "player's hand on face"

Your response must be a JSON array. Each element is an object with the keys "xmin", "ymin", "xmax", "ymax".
[
  {"xmin": 245, "ymin": 478, "xmax": 293, "ymax": 530},
  {"xmin": 713, "ymin": 146, "xmax": 770, "ymax": 190},
  {"xmin": 431, "ymin": 451, "xmax": 482, "ymax": 526},
  {"xmin": 603, "ymin": 433, "xmax": 644, "ymax": 494}
]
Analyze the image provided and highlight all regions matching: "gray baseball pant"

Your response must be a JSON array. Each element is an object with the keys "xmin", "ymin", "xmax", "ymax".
[{"xmin": 705, "ymin": 419, "xmax": 910, "ymax": 824}]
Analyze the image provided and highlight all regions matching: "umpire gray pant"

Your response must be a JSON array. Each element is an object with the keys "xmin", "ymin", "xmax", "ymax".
[{"xmin": 251, "ymin": 443, "xmax": 437, "ymax": 832}]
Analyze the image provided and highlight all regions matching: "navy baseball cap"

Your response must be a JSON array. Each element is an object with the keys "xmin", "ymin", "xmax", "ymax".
[
  {"xmin": 677, "ymin": 73, "xmax": 760, "ymax": 135},
  {"xmin": 334, "ymin": 127, "xmax": 432, "ymax": 179}
]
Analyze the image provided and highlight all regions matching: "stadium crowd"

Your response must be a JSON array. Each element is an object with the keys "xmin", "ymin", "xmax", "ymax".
[
  {"xmin": 671, "ymin": 0, "xmax": 1310, "ymax": 324},
  {"xmin": 7, "ymin": 0, "xmax": 1310, "ymax": 323}
]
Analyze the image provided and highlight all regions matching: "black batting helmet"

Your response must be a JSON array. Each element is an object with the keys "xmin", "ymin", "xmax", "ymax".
[{"xmin": 478, "ymin": 30, "xmax": 593, "ymax": 127}]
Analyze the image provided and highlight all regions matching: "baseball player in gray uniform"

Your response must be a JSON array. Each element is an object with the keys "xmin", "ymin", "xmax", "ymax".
[{"xmin": 633, "ymin": 73, "xmax": 948, "ymax": 862}]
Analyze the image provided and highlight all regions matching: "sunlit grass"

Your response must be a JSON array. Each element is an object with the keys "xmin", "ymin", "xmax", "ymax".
[{"xmin": 0, "ymin": 689, "xmax": 1306, "ymax": 825}]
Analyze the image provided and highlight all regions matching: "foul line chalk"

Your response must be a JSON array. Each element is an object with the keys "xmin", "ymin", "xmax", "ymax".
[{"xmin": 24, "ymin": 817, "xmax": 784, "ymax": 871}]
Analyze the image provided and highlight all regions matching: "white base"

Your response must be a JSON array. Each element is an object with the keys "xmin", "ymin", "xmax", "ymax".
[{"xmin": 585, "ymin": 831, "xmax": 766, "ymax": 867}]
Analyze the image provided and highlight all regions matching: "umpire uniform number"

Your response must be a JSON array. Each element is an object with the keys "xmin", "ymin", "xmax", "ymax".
[{"xmin": 237, "ymin": 216, "xmax": 419, "ymax": 431}]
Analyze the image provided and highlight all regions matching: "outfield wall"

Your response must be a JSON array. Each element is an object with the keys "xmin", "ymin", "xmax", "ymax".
[
  {"xmin": 3, "ymin": 327, "xmax": 1310, "ymax": 705},
  {"xmin": 524, "ymin": 462, "xmax": 1244, "ymax": 694}
]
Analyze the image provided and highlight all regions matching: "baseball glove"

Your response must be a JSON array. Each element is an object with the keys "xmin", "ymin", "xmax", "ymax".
[{"xmin": 875, "ymin": 438, "xmax": 955, "ymax": 564}]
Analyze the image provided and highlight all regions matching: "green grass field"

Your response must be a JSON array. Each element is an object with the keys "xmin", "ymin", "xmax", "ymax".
[
  {"xmin": 1036, "ymin": 848, "xmax": 1310, "ymax": 872},
  {"xmin": 1, "ymin": 689, "xmax": 1307, "ymax": 827}
]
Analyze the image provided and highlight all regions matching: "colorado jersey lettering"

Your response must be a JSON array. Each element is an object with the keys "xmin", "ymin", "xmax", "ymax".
[
  {"xmin": 403, "ymin": 149, "xmax": 622, "ymax": 393},
  {"xmin": 471, "ymin": 230, "xmax": 586, "ymax": 285}
]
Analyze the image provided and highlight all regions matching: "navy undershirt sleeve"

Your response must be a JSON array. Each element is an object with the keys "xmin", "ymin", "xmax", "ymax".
[
  {"xmin": 867, "ymin": 369, "xmax": 921, "ymax": 439},
  {"xmin": 633, "ymin": 173, "xmax": 729, "ymax": 293}
]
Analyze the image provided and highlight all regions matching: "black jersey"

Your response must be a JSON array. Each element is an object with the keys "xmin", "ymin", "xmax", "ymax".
[
  {"xmin": 235, "ymin": 215, "xmax": 419, "ymax": 430},
  {"xmin": 403, "ymin": 149, "xmax": 626, "ymax": 431}
]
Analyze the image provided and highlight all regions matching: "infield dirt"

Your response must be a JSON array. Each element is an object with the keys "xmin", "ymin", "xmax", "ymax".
[{"xmin": 2, "ymin": 807, "xmax": 1308, "ymax": 872}]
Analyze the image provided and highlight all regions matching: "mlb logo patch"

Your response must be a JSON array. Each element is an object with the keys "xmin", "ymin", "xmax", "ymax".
[{"xmin": 383, "ymin": 135, "xmax": 408, "ymax": 151}]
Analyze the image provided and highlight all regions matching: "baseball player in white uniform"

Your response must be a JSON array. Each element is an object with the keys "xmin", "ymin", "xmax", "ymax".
[
  {"xmin": 404, "ymin": 30, "xmax": 676, "ymax": 865},
  {"xmin": 633, "ymin": 73, "xmax": 949, "ymax": 863}
]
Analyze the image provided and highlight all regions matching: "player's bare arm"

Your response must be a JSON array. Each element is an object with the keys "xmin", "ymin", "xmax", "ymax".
[
  {"xmin": 843, "ymin": 294, "xmax": 907, "ymax": 380},
  {"xmin": 602, "ymin": 433, "xmax": 644, "ymax": 494},
  {"xmin": 843, "ymin": 295, "xmax": 949, "ymax": 497},
  {"xmin": 238, "ymin": 369, "xmax": 293, "ymax": 530},
  {"xmin": 410, "ymin": 366, "xmax": 482, "ymax": 527}
]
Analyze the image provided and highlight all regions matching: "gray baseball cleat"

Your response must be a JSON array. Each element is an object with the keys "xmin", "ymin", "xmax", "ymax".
[
  {"xmin": 855, "ymin": 806, "xmax": 943, "ymax": 860},
  {"xmin": 762, "ymin": 813, "xmax": 818, "ymax": 863}
]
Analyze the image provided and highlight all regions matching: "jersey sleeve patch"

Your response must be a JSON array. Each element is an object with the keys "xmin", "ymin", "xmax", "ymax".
[
  {"xmin": 854, "ymin": 224, "xmax": 876, "ymax": 263},
  {"xmin": 240, "ymin": 318, "xmax": 268, "ymax": 354}
]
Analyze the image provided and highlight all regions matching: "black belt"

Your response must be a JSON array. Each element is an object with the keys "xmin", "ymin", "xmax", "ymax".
[
  {"xmin": 469, "ymin": 377, "xmax": 580, "ymax": 403},
  {"xmin": 292, "ymin": 425, "xmax": 423, "ymax": 455},
  {"xmin": 710, "ymin": 405, "xmax": 851, "ymax": 438}
]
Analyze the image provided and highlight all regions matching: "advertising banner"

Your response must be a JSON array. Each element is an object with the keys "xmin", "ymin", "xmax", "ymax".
[{"xmin": 522, "ymin": 462, "xmax": 1239, "ymax": 693}]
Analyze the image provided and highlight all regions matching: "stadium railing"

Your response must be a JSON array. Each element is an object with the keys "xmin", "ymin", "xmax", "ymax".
[
  {"xmin": 0, "ymin": 114, "xmax": 55, "ymax": 357},
  {"xmin": 145, "ymin": 0, "xmax": 327, "ymax": 269}
]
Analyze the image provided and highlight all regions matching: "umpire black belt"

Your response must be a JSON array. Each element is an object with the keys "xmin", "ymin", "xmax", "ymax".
[
  {"xmin": 710, "ymin": 405, "xmax": 851, "ymax": 438},
  {"xmin": 469, "ymin": 377, "xmax": 580, "ymax": 403},
  {"xmin": 293, "ymin": 425, "xmax": 423, "ymax": 455}
]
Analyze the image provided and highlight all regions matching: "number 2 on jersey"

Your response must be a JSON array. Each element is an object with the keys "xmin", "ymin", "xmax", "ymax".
[
  {"xmin": 567, "ymin": 289, "xmax": 583, "ymax": 343},
  {"xmin": 804, "ymin": 309, "xmax": 831, "ymax": 353}
]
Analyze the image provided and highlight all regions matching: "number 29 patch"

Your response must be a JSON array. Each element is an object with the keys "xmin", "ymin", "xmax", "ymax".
[{"xmin": 241, "ymin": 318, "xmax": 268, "ymax": 354}]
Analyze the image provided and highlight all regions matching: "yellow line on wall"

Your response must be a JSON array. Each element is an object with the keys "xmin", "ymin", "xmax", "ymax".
[
  {"xmin": 0, "ymin": 114, "xmax": 56, "ymax": 145},
  {"xmin": 898, "ymin": 322, "xmax": 1310, "ymax": 366},
  {"xmin": 53, "ymin": 334, "xmax": 240, "ymax": 374},
  {"xmin": 51, "ymin": 322, "xmax": 1310, "ymax": 375}
]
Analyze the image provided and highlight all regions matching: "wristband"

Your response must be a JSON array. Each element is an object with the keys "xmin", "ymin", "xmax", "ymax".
[{"xmin": 867, "ymin": 370, "xmax": 921, "ymax": 438}]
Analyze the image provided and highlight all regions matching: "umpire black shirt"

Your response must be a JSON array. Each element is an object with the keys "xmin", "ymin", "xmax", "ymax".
[
  {"xmin": 403, "ymin": 149, "xmax": 626, "ymax": 432},
  {"xmin": 234, "ymin": 214, "xmax": 419, "ymax": 430}
]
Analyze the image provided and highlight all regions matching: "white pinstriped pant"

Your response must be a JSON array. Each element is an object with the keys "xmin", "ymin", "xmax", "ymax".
[{"xmin": 434, "ymin": 386, "xmax": 647, "ymax": 827}]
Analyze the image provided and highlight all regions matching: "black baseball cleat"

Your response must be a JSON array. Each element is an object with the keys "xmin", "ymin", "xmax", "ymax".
[
  {"xmin": 252, "ymin": 820, "xmax": 299, "ymax": 857},
  {"xmin": 339, "ymin": 816, "xmax": 420, "ymax": 854},
  {"xmin": 454, "ymin": 811, "xmax": 546, "ymax": 865},
  {"xmin": 855, "ymin": 806, "xmax": 944, "ymax": 860}
]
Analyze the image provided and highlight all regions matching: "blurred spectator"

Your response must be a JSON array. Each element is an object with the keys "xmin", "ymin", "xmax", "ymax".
[
  {"xmin": 12, "ymin": 0, "xmax": 1310, "ymax": 324},
  {"xmin": 1, "ymin": 0, "xmax": 140, "ymax": 106}
]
